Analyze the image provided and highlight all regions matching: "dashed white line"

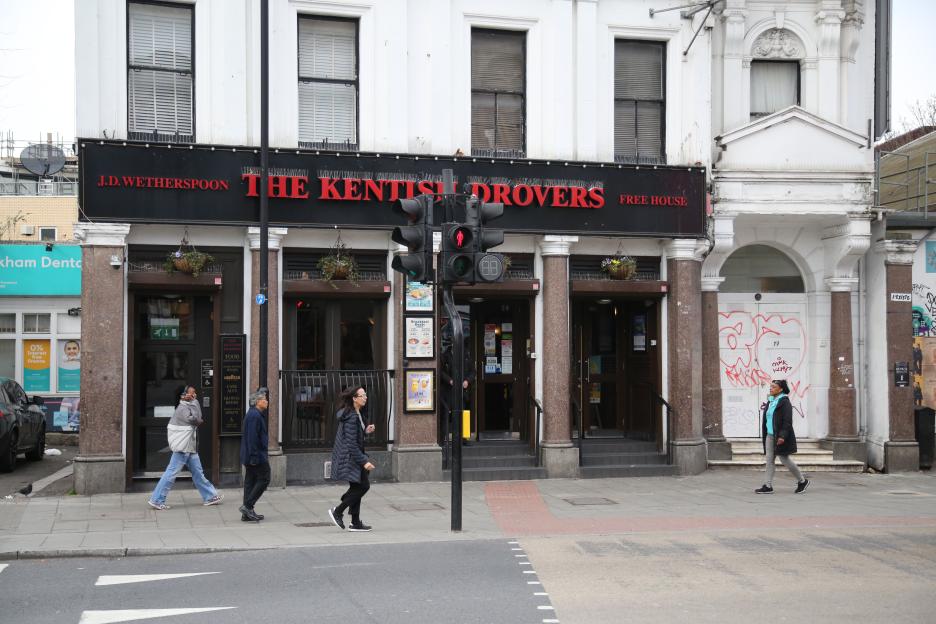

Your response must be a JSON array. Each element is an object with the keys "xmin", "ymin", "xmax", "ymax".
[
  {"xmin": 542, "ymin": 619, "xmax": 560, "ymax": 623},
  {"xmin": 527, "ymin": 581, "xmax": 541, "ymax": 585},
  {"xmin": 95, "ymin": 573, "xmax": 220, "ymax": 586},
  {"xmin": 514, "ymin": 554, "xmax": 528, "ymax": 558},
  {"xmin": 523, "ymin": 570, "xmax": 537, "ymax": 574},
  {"xmin": 78, "ymin": 607, "xmax": 235, "ymax": 624},
  {"xmin": 508, "ymin": 540, "xmax": 519, "ymax": 545},
  {"xmin": 534, "ymin": 592, "xmax": 548, "ymax": 596},
  {"xmin": 511, "ymin": 547, "xmax": 523, "ymax": 551},
  {"xmin": 537, "ymin": 605, "xmax": 555, "ymax": 610},
  {"xmin": 519, "ymin": 562, "xmax": 532, "ymax": 566}
]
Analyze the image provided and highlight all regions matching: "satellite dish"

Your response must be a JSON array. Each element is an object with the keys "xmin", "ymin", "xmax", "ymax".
[{"xmin": 21, "ymin": 143, "xmax": 67, "ymax": 176}]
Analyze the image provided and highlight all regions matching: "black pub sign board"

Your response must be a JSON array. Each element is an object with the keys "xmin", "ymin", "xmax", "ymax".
[{"xmin": 79, "ymin": 140, "xmax": 706, "ymax": 237}]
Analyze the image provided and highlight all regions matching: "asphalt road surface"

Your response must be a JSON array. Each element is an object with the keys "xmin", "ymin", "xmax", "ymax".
[
  {"xmin": 521, "ymin": 525, "xmax": 936, "ymax": 624},
  {"xmin": 1, "ymin": 539, "xmax": 556, "ymax": 624}
]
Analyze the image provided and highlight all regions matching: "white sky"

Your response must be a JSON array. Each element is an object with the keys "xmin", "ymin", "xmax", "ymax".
[{"xmin": 0, "ymin": 0, "xmax": 932, "ymax": 145}]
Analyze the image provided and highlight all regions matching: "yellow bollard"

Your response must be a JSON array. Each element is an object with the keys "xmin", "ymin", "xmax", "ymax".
[{"xmin": 462, "ymin": 410, "xmax": 471, "ymax": 440}]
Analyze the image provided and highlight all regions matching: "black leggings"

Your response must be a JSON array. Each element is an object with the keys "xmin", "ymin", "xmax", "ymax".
[
  {"xmin": 243, "ymin": 461, "xmax": 271, "ymax": 509},
  {"xmin": 336, "ymin": 468, "xmax": 370, "ymax": 522}
]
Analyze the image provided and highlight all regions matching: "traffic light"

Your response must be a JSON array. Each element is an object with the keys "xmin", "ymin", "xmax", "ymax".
[
  {"xmin": 390, "ymin": 194, "xmax": 434, "ymax": 282},
  {"xmin": 467, "ymin": 196, "xmax": 506, "ymax": 283},
  {"xmin": 442, "ymin": 222, "xmax": 475, "ymax": 283}
]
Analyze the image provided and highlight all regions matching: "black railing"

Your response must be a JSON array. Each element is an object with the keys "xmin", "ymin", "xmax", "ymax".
[
  {"xmin": 651, "ymin": 391, "xmax": 674, "ymax": 466},
  {"xmin": 280, "ymin": 369, "xmax": 393, "ymax": 450},
  {"xmin": 530, "ymin": 394, "xmax": 543, "ymax": 467},
  {"xmin": 129, "ymin": 130, "xmax": 194, "ymax": 144}
]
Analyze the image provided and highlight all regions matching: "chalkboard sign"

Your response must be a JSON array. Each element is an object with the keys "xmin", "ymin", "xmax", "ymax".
[
  {"xmin": 895, "ymin": 361, "xmax": 910, "ymax": 388},
  {"xmin": 220, "ymin": 335, "xmax": 246, "ymax": 433}
]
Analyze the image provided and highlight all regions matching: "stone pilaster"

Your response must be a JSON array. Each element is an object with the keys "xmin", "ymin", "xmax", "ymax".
[
  {"xmin": 876, "ymin": 239, "xmax": 919, "ymax": 472},
  {"xmin": 701, "ymin": 279, "xmax": 730, "ymax": 459},
  {"xmin": 73, "ymin": 223, "xmax": 131, "ymax": 494},
  {"xmin": 667, "ymin": 239, "xmax": 708, "ymax": 474},
  {"xmin": 247, "ymin": 227, "xmax": 287, "ymax": 487},
  {"xmin": 539, "ymin": 235, "xmax": 578, "ymax": 477}
]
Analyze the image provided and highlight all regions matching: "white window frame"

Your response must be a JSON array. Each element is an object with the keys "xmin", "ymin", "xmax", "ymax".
[
  {"xmin": 39, "ymin": 227, "xmax": 57, "ymax": 242},
  {"xmin": 0, "ymin": 302, "xmax": 82, "ymax": 397}
]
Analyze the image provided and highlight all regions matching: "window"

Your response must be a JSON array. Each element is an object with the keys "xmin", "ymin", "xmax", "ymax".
[
  {"xmin": 40, "ymin": 227, "xmax": 56, "ymax": 242},
  {"xmin": 614, "ymin": 40, "xmax": 665, "ymax": 164},
  {"xmin": 298, "ymin": 17, "xmax": 358, "ymax": 150},
  {"xmin": 750, "ymin": 61, "xmax": 799, "ymax": 119},
  {"xmin": 128, "ymin": 2, "xmax": 193, "ymax": 143},
  {"xmin": 0, "ymin": 340, "xmax": 13, "ymax": 379},
  {"xmin": 471, "ymin": 29, "xmax": 525, "ymax": 158},
  {"xmin": 23, "ymin": 313, "xmax": 51, "ymax": 333},
  {"xmin": 0, "ymin": 314, "xmax": 14, "ymax": 333}
]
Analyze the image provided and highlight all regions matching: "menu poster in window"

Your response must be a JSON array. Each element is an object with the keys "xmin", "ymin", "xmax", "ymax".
[
  {"xmin": 405, "ymin": 317, "xmax": 434, "ymax": 358},
  {"xmin": 484, "ymin": 324, "xmax": 497, "ymax": 356},
  {"xmin": 57, "ymin": 339, "xmax": 81, "ymax": 392},
  {"xmin": 404, "ymin": 369, "xmax": 434, "ymax": 412},
  {"xmin": 405, "ymin": 280, "xmax": 433, "ymax": 312},
  {"xmin": 632, "ymin": 313, "xmax": 647, "ymax": 352},
  {"xmin": 501, "ymin": 334, "xmax": 513, "ymax": 374},
  {"xmin": 23, "ymin": 339, "xmax": 50, "ymax": 392},
  {"xmin": 220, "ymin": 334, "xmax": 246, "ymax": 433}
]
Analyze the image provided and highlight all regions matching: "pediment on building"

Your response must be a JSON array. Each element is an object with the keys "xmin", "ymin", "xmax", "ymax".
[{"xmin": 715, "ymin": 106, "xmax": 871, "ymax": 172}]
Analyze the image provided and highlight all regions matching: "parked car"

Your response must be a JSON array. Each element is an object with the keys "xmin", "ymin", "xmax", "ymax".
[{"xmin": 0, "ymin": 377, "xmax": 46, "ymax": 472}]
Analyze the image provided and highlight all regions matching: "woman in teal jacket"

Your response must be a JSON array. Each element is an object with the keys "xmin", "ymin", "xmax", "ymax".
[{"xmin": 755, "ymin": 379, "xmax": 809, "ymax": 494}]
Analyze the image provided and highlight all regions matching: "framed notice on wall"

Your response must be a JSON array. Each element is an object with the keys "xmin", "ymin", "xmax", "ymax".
[
  {"xmin": 632, "ymin": 313, "xmax": 647, "ymax": 352},
  {"xmin": 404, "ymin": 369, "xmax": 434, "ymax": 412},
  {"xmin": 220, "ymin": 334, "xmax": 246, "ymax": 434},
  {"xmin": 405, "ymin": 317, "xmax": 434, "ymax": 358},
  {"xmin": 405, "ymin": 279, "xmax": 433, "ymax": 312}
]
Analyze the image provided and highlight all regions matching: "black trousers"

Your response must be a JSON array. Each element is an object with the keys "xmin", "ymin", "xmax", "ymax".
[
  {"xmin": 336, "ymin": 467, "xmax": 370, "ymax": 522},
  {"xmin": 243, "ymin": 461, "xmax": 271, "ymax": 509}
]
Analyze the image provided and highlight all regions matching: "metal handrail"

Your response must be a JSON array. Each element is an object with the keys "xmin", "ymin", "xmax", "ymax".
[
  {"xmin": 650, "ymin": 391, "xmax": 675, "ymax": 466},
  {"xmin": 529, "ymin": 394, "xmax": 543, "ymax": 467}
]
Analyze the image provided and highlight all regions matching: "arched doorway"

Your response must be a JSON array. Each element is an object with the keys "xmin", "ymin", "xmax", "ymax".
[{"xmin": 717, "ymin": 245, "xmax": 809, "ymax": 437}]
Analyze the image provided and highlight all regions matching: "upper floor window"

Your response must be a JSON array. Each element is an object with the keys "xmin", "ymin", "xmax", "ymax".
[
  {"xmin": 128, "ymin": 2, "xmax": 194, "ymax": 143},
  {"xmin": 750, "ymin": 60, "xmax": 799, "ymax": 119},
  {"xmin": 40, "ymin": 227, "xmax": 56, "ymax": 242},
  {"xmin": 614, "ymin": 40, "xmax": 665, "ymax": 164},
  {"xmin": 471, "ymin": 29, "xmax": 525, "ymax": 158},
  {"xmin": 298, "ymin": 17, "xmax": 358, "ymax": 151}
]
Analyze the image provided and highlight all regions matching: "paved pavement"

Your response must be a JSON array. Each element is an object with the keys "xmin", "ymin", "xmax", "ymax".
[{"xmin": 1, "ymin": 470, "xmax": 934, "ymax": 560}]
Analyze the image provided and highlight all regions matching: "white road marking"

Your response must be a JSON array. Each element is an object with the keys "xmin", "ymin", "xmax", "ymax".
[
  {"xmin": 527, "ymin": 581, "xmax": 541, "ymax": 585},
  {"xmin": 0, "ymin": 564, "xmax": 8, "ymax": 574},
  {"xmin": 79, "ymin": 607, "xmax": 235, "ymax": 624},
  {"xmin": 543, "ymin": 619, "xmax": 560, "ymax": 623},
  {"xmin": 508, "ymin": 541, "xmax": 519, "ymax": 544},
  {"xmin": 511, "ymin": 547, "xmax": 523, "ymax": 551},
  {"xmin": 514, "ymin": 554, "xmax": 527, "ymax": 558},
  {"xmin": 538, "ymin": 605, "xmax": 555, "ymax": 610},
  {"xmin": 518, "ymin": 562, "xmax": 532, "ymax": 566},
  {"xmin": 95, "ymin": 573, "xmax": 219, "ymax": 586},
  {"xmin": 534, "ymin": 592, "xmax": 548, "ymax": 596},
  {"xmin": 523, "ymin": 570, "xmax": 537, "ymax": 574}
]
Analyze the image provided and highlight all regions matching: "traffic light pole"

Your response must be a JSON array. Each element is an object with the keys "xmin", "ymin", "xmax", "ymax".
[{"xmin": 443, "ymin": 284, "xmax": 463, "ymax": 532}]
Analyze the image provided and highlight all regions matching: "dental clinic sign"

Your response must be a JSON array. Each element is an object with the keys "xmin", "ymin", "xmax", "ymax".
[{"xmin": 0, "ymin": 244, "xmax": 82, "ymax": 296}]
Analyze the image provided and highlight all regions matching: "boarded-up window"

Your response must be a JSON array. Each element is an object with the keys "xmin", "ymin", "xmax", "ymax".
[
  {"xmin": 128, "ymin": 2, "xmax": 193, "ymax": 142},
  {"xmin": 614, "ymin": 40, "xmax": 665, "ymax": 164},
  {"xmin": 298, "ymin": 17, "xmax": 358, "ymax": 150},
  {"xmin": 471, "ymin": 29, "xmax": 525, "ymax": 158}
]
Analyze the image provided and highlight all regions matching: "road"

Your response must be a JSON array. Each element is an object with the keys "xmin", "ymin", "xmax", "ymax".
[{"xmin": 1, "ymin": 540, "xmax": 556, "ymax": 624}]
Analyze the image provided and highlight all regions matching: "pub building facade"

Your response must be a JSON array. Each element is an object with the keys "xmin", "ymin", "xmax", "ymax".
[{"xmin": 74, "ymin": 0, "xmax": 897, "ymax": 494}]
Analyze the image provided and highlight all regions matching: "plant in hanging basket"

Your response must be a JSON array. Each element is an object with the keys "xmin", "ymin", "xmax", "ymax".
[
  {"xmin": 164, "ymin": 247, "xmax": 214, "ymax": 277},
  {"xmin": 600, "ymin": 256, "xmax": 637, "ymax": 280},
  {"xmin": 317, "ymin": 235, "xmax": 359, "ymax": 287}
]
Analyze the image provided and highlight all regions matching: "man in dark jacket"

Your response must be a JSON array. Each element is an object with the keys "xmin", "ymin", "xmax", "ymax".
[{"xmin": 240, "ymin": 389, "xmax": 270, "ymax": 522}]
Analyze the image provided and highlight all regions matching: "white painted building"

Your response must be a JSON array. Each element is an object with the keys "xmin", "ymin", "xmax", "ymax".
[{"xmin": 72, "ymin": 0, "xmax": 901, "ymax": 494}]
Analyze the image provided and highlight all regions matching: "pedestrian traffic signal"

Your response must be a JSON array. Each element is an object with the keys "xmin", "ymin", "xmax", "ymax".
[
  {"xmin": 466, "ymin": 196, "xmax": 506, "ymax": 283},
  {"xmin": 391, "ymin": 194, "xmax": 434, "ymax": 282},
  {"xmin": 442, "ymin": 223, "xmax": 475, "ymax": 283}
]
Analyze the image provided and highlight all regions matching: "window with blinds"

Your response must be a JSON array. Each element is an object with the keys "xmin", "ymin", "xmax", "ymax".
[
  {"xmin": 127, "ymin": 2, "xmax": 193, "ymax": 143},
  {"xmin": 750, "ymin": 61, "xmax": 799, "ymax": 119},
  {"xmin": 298, "ymin": 17, "xmax": 358, "ymax": 151},
  {"xmin": 471, "ymin": 29, "xmax": 525, "ymax": 158},
  {"xmin": 614, "ymin": 40, "xmax": 665, "ymax": 164}
]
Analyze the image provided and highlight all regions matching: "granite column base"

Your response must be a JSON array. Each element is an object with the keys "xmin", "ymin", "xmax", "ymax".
[
  {"xmin": 541, "ymin": 444, "xmax": 579, "ymax": 478},
  {"xmin": 74, "ymin": 455, "xmax": 126, "ymax": 494},
  {"xmin": 391, "ymin": 445, "xmax": 442, "ymax": 482},
  {"xmin": 671, "ymin": 439, "xmax": 707, "ymax": 475},
  {"xmin": 884, "ymin": 441, "xmax": 920, "ymax": 473}
]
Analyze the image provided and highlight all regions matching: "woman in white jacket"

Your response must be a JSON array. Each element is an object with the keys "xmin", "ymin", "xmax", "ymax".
[{"xmin": 147, "ymin": 385, "xmax": 223, "ymax": 510}]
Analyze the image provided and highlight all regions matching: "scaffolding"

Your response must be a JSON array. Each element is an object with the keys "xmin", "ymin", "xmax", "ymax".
[{"xmin": 875, "ymin": 129, "xmax": 936, "ymax": 218}]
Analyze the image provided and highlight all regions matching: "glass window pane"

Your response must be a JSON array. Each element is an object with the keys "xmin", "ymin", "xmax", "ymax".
[
  {"xmin": 614, "ymin": 40, "xmax": 663, "ymax": 100},
  {"xmin": 57, "ymin": 313, "xmax": 80, "ymax": 334},
  {"xmin": 23, "ymin": 313, "xmax": 51, "ymax": 333},
  {"xmin": 720, "ymin": 245, "xmax": 805, "ymax": 293},
  {"xmin": 471, "ymin": 92, "xmax": 496, "ymax": 150},
  {"xmin": 339, "ymin": 301, "xmax": 376, "ymax": 370},
  {"xmin": 129, "ymin": 2, "xmax": 192, "ymax": 71},
  {"xmin": 40, "ymin": 228, "xmax": 56, "ymax": 242},
  {"xmin": 751, "ymin": 61, "xmax": 799, "ymax": 117},
  {"xmin": 0, "ymin": 313, "xmax": 15, "ymax": 333},
  {"xmin": 298, "ymin": 81, "xmax": 357, "ymax": 144},
  {"xmin": 298, "ymin": 18, "xmax": 357, "ymax": 80},
  {"xmin": 141, "ymin": 297, "xmax": 195, "ymax": 340},
  {"xmin": 495, "ymin": 94, "xmax": 524, "ymax": 151},
  {"xmin": 472, "ymin": 30, "xmax": 524, "ymax": 92},
  {"xmin": 296, "ymin": 303, "xmax": 326, "ymax": 370},
  {"xmin": 0, "ymin": 339, "xmax": 14, "ymax": 378}
]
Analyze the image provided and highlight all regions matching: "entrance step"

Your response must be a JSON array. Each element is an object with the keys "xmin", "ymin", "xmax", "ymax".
[
  {"xmin": 580, "ymin": 452, "xmax": 669, "ymax": 467},
  {"xmin": 443, "ymin": 467, "xmax": 548, "ymax": 481},
  {"xmin": 578, "ymin": 439, "xmax": 676, "ymax": 477},
  {"xmin": 707, "ymin": 438, "xmax": 866, "ymax": 473},
  {"xmin": 447, "ymin": 440, "xmax": 544, "ymax": 481},
  {"xmin": 580, "ymin": 464, "xmax": 678, "ymax": 478}
]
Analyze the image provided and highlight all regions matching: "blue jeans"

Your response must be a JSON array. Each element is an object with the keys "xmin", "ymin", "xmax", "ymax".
[{"xmin": 149, "ymin": 452, "xmax": 218, "ymax": 504}]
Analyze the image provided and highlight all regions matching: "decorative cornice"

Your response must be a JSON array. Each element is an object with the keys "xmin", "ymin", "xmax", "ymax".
[
  {"xmin": 874, "ymin": 239, "xmax": 917, "ymax": 265},
  {"xmin": 540, "ymin": 235, "xmax": 579, "ymax": 257},
  {"xmin": 825, "ymin": 277, "xmax": 859, "ymax": 292},
  {"xmin": 752, "ymin": 28, "xmax": 802, "ymax": 58},
  {"xmin": 702, "ymin": 276, "xmax": 726, "ymax": 292},
  {"xmin": 823, "ymin": 215, "xmax": 871, "ymax": 284},
  {"xmin": 667, "ymin": 238, "xmax": 708, "ymax": 262},
  {"xmin": 701, "ymin": 213, "xmax": 735, "ymax": 283},
  {"xmin": 73, "ymin": 223, "xmax": 131, "ymax": 247},
  {"xmin": 247, "ymin": 227, "xmax": 289, "ymax": 251}
]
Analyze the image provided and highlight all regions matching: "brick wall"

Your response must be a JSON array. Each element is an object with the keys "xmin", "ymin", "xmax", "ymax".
[{"xmin": 0, "ymin": 196, "xmax": 79, "ymax": 241}]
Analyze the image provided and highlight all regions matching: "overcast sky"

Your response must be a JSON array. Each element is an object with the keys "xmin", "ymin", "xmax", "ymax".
[{"xmin": 0, "ymin": 0, "xmax": 932, "ymax": 147}]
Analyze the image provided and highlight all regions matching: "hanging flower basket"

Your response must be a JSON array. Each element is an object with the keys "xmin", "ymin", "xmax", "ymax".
[
  {"xmin": 164, "ymin": 234, "xmax": 214, "ymax": 277},
  {"xmin": 317, "ymin": 231, "xmax": 359, "ymax": 287},
  {"xmin": 600, "ymin": 256, "xmax": 637, "ymax": 280}
]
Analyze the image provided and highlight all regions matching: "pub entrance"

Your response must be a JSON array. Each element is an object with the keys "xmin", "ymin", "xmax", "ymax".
[
  {"xmin": 129, "ymin": 293, "xmax": 218, "ymax": 481},
  {"xmin": 572, "ymin": 298, "xmax": 661, "ymax": 442}
]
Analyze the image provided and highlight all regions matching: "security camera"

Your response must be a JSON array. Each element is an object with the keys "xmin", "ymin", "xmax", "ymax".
[{"xmin": 109, "ymin": 254, "xmax": 122, "ymax": 268}]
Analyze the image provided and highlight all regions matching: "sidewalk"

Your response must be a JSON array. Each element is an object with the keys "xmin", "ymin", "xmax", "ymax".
[{"xmin": 1, "ymin": 471, "xmax": 935, "ymax": 560}]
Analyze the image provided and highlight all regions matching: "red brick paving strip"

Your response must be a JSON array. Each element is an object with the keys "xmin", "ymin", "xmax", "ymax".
[{"xmin": 484, "ymin": 481, "xmax": 936, "ymax": 536}]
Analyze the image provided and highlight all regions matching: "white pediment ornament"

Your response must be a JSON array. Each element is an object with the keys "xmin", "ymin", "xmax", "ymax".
[{"xmin": 752, "ymin": 28, "xmax": 802, "ymax": 58}]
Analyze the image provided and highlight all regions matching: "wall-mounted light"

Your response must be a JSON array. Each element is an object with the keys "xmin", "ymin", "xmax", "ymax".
[
  {"xmin": 109, "ymin": 254, "xmax": 122, "ymax": 268},
  {"xmin": 67, "ymin": 307, "xmax": 81, "ymax": 317},
  {"xmin": 45, "ymin": 242, "xmax": 54, "ymax": 251}
]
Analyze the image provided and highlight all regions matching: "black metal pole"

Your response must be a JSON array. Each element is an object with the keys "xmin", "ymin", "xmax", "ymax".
[
  {"xmin": 443, "ymin": 285, "xmax": 463, "ymax": 532},
  {"xmin": 258, "ymin": 0, "xmax": 269, "ymax": 391}
]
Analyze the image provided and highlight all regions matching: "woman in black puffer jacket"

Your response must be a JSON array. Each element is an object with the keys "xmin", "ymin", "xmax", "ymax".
[{"xmin": 328, "ymin": 385, "xmax": 376, "ymax": 531}]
